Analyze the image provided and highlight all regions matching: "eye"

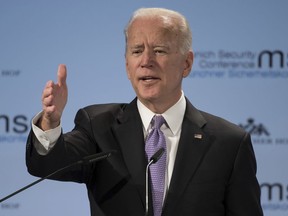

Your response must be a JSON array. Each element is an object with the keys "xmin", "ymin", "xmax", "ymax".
[
  {"xmin": 131, "ymin": 49, "xmax": 143, "ymax": 56},
  {"xmin": 132, "ymin": 50, "xmax": 140, "ymax": 54},
  {"xmin": 154, "ymin": 49, "xmax": 167, "ymax": 55}
]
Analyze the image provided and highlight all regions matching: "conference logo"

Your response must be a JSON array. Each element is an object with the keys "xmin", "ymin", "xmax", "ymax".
[
  {"xmin": 260, "ymin": 182, "xmax": 288, "ymax": 211},
  {"xmin": 190, "ymin": 49, "xmax": 288, "ymax": 79},
  {"xmin": 0, "ymin": 114, "xmax": 30, "ymax": 143},
  {"xmin": 239, "ymin": 118, "xmax": 288, "ymax": 212},
  {"xmin": 239, "ymin": 118, "xmax": 288, "ymax": 145}
]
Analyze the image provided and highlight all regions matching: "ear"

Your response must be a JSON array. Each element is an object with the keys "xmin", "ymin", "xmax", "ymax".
[{"xmin": 182, "ymin": 51, "xmax": 194, "ymax": 78}]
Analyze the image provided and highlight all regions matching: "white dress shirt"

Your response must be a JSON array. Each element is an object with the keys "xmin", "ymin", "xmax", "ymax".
[{"xmin": 137, "ymin": 92, "xmax": 186, "ymax": 196}]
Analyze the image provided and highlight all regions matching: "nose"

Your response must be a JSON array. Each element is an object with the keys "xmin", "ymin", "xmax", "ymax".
[{"xmin": 140, "ymin": 50, "xmax": 154, "ymax": 68}]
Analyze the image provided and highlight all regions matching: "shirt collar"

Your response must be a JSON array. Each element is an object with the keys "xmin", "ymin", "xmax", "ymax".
[{"xmin": 137, "ymin": 91, "xmax": 186, "ymax": 135}]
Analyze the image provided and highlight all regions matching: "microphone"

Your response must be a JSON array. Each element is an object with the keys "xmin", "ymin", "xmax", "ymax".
[
  {"xmin": 145, "ymin": 147, "xmax": 165, "ymax": 216},
  {"xmin": 0, "ymin": 151, "xmax": 114, "ymax": 203},
  {"xmin": 82, "ymin": 151, "xmax": 113, "ymax": 164}
]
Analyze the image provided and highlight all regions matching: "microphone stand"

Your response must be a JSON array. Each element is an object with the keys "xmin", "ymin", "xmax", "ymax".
[
  {"xmin": 145, "ymin": 148, "xmax": 165, "ymax": 216},
  {"xmin": 0, "ymin": 151, "xmax": 113, "ymax": 203}
]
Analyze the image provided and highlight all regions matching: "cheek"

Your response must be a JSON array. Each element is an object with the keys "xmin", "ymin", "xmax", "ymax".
[
  {"xmin": 165, "ymin": 64, "xmax": 184, "ymax": 79},
  {"xmin": 126, "ymin": 69, "xmax": 131, "ymax": 80},
  {"xmin": 126, "ymin": 64, "xmax": 136, "ymax": 81},
  {"xmin": 126, "ymin": 59, "xmax": 141, "ymax": 81},
  {"xmin": 126, "ymin": 60, "xmax": 132, "ymax": 80}
]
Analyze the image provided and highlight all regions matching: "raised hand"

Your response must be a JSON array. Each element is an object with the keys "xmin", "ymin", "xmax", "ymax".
[{"xmin": 38, "ymin": 64, "xmax": 68, "ymax": 131}]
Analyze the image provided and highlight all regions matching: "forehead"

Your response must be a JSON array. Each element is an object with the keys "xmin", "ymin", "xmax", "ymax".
[{"xmin": 127, "ymin": 17, "xmax": 178, "ymax": 44}]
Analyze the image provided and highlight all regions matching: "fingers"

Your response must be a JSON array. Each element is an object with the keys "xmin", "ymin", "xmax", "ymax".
[
  {"xmin": 39, "ymin": 65, "xmax": 68, "ymax": 130},
  {"xmin": 57, "ymin": 64, "xmax": 67, "ymax": 87},
  {"xmin": 42, "ymin": 64, "xmax": 67, "ymax": 109},
  {"xmin": 42, "ymin": 80, "xmax": 53, "ymax": 97},
  {"xmin": 42, "ymin": 81, "xmax": 55, "ymax": 112}
]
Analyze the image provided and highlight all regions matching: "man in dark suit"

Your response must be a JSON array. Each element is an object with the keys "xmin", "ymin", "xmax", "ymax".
[{"xmin": 26, "ymin": 8, "xmax": 263, "ymax": 216}]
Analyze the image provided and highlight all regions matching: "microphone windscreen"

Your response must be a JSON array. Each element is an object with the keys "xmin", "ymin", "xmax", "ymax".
[{"xmin": 150, "ymin": 148, "xmax": 164, "ymax": 163}]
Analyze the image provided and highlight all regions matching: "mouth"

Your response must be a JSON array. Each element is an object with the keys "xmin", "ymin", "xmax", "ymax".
[{"xmin": 139, "ymin": 76, "xmax": 160, "ymax": 82}]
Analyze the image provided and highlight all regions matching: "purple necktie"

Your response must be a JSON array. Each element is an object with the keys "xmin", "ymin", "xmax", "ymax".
[{"xmin": 145, "ymin": 115, "xmax": 167, "ymax": 216}]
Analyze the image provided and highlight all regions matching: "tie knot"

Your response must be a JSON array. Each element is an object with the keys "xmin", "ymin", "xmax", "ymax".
[{"xmin": 152, "ymin": 115, "xmax": 165, "ymax": 129}]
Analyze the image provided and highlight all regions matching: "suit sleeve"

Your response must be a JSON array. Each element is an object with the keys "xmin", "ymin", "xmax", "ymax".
[
  {"xmin": 225, "ymin": 133, "xmax": 263, "ymax": 216},
  {"xmin": 26, "ymin": 108, "xmax": 98, "ymax": 183}
]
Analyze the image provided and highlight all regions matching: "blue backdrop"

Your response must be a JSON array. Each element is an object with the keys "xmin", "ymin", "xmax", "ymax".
[{"xmin": 1, "ymin": 1, "xmax": 287, "ymax": 215}]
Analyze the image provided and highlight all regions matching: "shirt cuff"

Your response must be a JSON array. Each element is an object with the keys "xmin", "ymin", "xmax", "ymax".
[{"xmin": 32, "ymin": 111, "xmax": 61, "ymax": 151}]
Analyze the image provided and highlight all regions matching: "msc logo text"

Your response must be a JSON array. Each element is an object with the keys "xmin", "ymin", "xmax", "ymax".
[
  {"xmin": 258, "ymin": 50, "xmax": 287, "ymax": 68},
  {"xmin": 0, "ymin": 114, "xmax": 29, "ymax": 134}
]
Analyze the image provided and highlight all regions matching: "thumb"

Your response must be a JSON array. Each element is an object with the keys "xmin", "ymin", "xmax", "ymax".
[{"xmin": 57, "ymin": 64, "xmax": 67, "ymax": 87}]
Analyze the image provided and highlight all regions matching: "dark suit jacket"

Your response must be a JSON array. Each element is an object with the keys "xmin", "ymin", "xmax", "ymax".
[{"xmin": 26, "ymin": 98, "xmax": 263, "ymax": 216}]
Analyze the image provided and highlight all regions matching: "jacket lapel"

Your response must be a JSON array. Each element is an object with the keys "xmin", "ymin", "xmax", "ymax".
[
  {"xmin": 163, "ymin": 99, "xmax": 213, "ymax": 213},
  {"xmin": 112, "ymin": 98, "xmax": 147, "ymax": 207}
]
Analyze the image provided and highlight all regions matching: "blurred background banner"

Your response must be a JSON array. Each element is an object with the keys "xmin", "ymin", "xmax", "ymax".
[{"xmin": 1, "ymin": 1, "xmax": 287, "ymax": 215}]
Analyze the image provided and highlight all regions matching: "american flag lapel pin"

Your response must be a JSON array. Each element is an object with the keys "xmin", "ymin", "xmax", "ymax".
[{"xmin": 194, "ymin": 134, "xmax": 203, "ymax": 139}]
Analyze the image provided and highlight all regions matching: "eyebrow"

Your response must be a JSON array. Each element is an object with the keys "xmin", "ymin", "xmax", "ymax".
[
  {"xmin": 153, "ymin": 45, "xmax": 170, "ymax": 49},
  {"xmin": 130, "ymin": 44, "xmax": 144, "ymax": 49},
  {"xmin": 129, "ymin": 44, "xmax": 170, "ymax": 50}
]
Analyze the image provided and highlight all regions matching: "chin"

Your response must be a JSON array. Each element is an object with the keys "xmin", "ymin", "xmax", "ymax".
[{"xmin": 138, "ymin": 93, "xmax": 161, "ymax": 103}]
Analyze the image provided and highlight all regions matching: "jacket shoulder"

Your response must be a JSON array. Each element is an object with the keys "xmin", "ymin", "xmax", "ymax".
[
  {"xmin": 199, "ymin": 110, "xmax": 247, "ymax": 136},
  {"xmin": 79, "ymin": 103, "xmax": 128, "ymax": 120}
]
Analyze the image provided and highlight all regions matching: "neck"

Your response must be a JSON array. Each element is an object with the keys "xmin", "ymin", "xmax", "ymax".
[{"xmin": 140, "ymin": 92, "xmax": 183, "ymax": 114}]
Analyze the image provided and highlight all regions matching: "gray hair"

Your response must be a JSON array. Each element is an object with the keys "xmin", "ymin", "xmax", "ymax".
[{"xmin": 124, "ymin": 8, "xmax": 192, "ymax": 54}]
